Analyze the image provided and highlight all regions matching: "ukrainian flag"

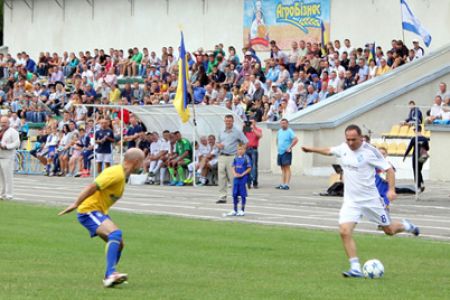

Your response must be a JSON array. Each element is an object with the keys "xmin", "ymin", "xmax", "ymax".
[
  {"xmin": 173, "ymin": 31, "xmax": 190, "ymax": 123},
  {"xmin": 320, "ymin": 20, "xmax": 328, "ymax": 56},
  {"xmin": 368, "ymin": 42, "xmax": 376, "ymax": 63}
]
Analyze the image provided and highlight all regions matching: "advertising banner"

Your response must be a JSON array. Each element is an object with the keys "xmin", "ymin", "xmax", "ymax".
[{"xmin": 243, "ymin": 0, "xmax": 330, "ymax": 51}]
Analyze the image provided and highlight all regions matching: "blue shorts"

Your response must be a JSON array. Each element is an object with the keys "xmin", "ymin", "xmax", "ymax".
[
  {"xmin": 77, "ymin": 211, "xmax": 111, "ymax": 238},
  {"xmin": 277, "ymin": 152, "xmax": 292, "ymax": 166},
  {"xmin": 233, "ymin": 177, "xmax": 248, "ymax": 198},
  {"xmin": 47, "ymin": 146, "xmax": 56, "ymax": 158}
]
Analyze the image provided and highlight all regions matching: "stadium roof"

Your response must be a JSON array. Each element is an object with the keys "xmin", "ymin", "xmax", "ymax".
[{"xmin": 126, "ymin": 104, "xmax": 243, "ymax": 140}]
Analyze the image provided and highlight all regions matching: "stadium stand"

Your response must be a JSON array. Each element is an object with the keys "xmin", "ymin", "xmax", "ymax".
[{"xmin": 1, "ymin": 37, "xmax": 446, "ymax": 180}]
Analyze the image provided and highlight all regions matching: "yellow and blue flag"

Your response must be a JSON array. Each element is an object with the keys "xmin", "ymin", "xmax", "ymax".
[
  {"xmin": 320, "ymin": 20, "xmax": 328, "ymax": 56},
  {"xmin": 173, "ymin": 31, "xmax": 190, "ymax": 123},
  {"xmin": 368, "ymin": 42, "xmax": 376, "ymax": 62}
]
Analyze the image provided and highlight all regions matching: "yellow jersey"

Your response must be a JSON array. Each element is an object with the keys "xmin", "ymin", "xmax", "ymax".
[{"xmin": 77, "ymin": 165, "xmax": 126, "ymax": 214}]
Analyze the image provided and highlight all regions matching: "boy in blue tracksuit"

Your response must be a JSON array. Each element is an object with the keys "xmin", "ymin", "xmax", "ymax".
[{"xmin": 225, "ymin": 144, "xmax": 251, "ymax": 217}]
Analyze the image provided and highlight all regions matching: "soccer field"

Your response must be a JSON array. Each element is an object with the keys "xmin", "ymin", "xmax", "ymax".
[{"xmin": 1, "ymin": 201, "xmax": 449, "ymax": 300}]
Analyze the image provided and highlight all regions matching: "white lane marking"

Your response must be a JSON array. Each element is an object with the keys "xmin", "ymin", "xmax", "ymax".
[
  {"xmin": 112, "ymin": 207, "xmax": 450, "ymax": 242},
  {"xmin": 13, "ymin": 193, "xmax": 450, "ymax": 226}
]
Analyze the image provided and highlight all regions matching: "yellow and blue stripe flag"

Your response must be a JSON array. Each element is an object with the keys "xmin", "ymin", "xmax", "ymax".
[
  {"xmin": 173, "ymin": 31, "xmax": 190, "ymax": 123},
  {"xmin": 368, "ymin": 42, "xmax": 376, "ymax": 62},
  {"xmin": 320, "ymin": 20, "xmax": 328, "ymax": 56}
]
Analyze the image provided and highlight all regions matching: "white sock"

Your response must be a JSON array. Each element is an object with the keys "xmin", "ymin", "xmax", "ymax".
[
  {"xmin": 149, "ymin": 161, "xmax": 157, "ymax": 173},
  {"xmin": 154, "ymin": 160, "xmax": 162, "ymax": 173},
  {"xmin": 402, "ymin": 219, "xmax": 413, "ymax": 232},
  {"xmin": 349, "ymin": 257, "xmax": 361, "ymax": 272},
  {"xmin": 200, "ymin": 177, "xmax": 206, "ymax": 184},
  {"xmin": 160, "ymin": 168, "xmax": 166, "ymax": 184}
]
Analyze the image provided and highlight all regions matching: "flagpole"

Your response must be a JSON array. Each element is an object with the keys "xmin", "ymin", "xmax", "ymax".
[
  {"xmin": 400, "ymin": 0, "xmax": 406, "ymax": 43},
  {"xmin": 190, "ymin": 86, "xmax": 198, "ymax": 188}
]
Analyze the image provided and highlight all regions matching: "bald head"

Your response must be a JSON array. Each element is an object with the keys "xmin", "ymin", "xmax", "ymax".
[
  {"xmin": 0, "ymin": 116, "xmax": 9, "ymax": 130},
  {"xmin": 124, "ymin": 148, "xmax": 145, "ymax": 162}
]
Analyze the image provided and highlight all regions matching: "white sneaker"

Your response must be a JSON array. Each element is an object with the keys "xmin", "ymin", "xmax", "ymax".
[
  {"xmin": 103, "ymin": 272, "xmax": 128, "ymax": 288},
  {"xmin": 223, "ymin": 210, "xmax": 237, "ymax": 217},
  {"xmin": 236, "ymin": 210, "xmax": 245, "ymax": 216}
]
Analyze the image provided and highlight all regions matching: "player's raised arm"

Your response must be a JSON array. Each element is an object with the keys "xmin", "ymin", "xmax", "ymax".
[
  {"xmin": 301, "ymin": 146, "xmax": 332, "ymax": 156},
  {"xmin": 58, "ymin": 183, "xmax": 98, "ymax": 215}
]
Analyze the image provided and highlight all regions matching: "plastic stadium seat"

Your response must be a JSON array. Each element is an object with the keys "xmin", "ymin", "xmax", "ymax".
[
  {"xmin": 406, "ymin": 126, "xmax": 415, "ymax": 137},
  {"xmin": 387, "ymin": 142, "xmax": 398, "ymax": 155},
  {"xmin": 382, "ymin": 125, "xmax": 400, "ymax": 138},
  {"xmin": 397, "ymin": 142, "xmax": 407, "ymax": 156},
  {"xmin": 398, "ymin": 125, "xmax": 409, "ymax": 138}
]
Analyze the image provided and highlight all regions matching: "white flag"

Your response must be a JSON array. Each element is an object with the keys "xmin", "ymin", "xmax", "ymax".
[{"xmin": 401, "ymin": 0, "xmax": 432, "ymax": 47}]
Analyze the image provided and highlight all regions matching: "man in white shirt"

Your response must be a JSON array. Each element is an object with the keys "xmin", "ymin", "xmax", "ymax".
[
  {"xmin": 148, "ymin": 132, "xmax": 170, "ymax": 185},
  {"xmin": 302, "ymin": 124, "xmax": 420, "ymax": 278},
  {"xmin": 9, "ymin": 112, "xmax": 21, "ymax": 130},
  {"xmin": 426, "ymin": 95, "xmax": 444, "ymax": 123},
  {"xmin": 0, "ymin": 116, "xmax": 20, "ymax": 200}
]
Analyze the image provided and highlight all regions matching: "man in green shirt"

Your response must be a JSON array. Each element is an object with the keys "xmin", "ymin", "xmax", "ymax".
[
  {"xmin": 130, "ymin": 47, "xmax": 143, "ymax": 77},
  {"xmin": 168, "ymin": 131, "xmax": 192, "ymax": 186}
]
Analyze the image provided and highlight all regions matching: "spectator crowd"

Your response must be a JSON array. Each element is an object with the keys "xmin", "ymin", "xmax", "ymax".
[{"xmin": 1, "ymin": 37, "xmax": 439, "ymax": 182}]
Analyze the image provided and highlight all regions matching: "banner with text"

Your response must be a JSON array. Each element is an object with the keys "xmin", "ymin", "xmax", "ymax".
[{"xmin": 243, "ymin": 0, "xmax": 330, "ymax": 51}]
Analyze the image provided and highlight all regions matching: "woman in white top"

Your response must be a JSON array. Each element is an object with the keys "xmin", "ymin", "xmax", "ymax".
[{"xmin": 368, "ymin": 59, "xmax": 378, "ymax": 80}]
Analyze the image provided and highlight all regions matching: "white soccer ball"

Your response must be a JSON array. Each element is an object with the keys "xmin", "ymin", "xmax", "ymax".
[{"xmin": 363, "ymin": 259, "xmax": 384, "ymax": 279}]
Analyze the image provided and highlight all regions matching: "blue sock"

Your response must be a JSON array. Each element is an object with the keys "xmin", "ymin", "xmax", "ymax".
[
  {"xmin": 233, "ymin": 196, "xmax": 239, "ymax": 212},
  {"xmin": 241, "ymin": 197, "xmax": 246, "ymax": 211},
  {"xmin": 105, "ymin": 230, "xmax": 122, "ymax": 277}
]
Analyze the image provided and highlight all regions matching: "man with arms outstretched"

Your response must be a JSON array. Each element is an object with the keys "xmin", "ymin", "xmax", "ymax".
[
  {"xmin": 59, "ymin": 148, "xmax": 145, "ymax": 287},
  {"xmin": 302, "ymin": 124, "xmax": 419, "ymax": 278}
]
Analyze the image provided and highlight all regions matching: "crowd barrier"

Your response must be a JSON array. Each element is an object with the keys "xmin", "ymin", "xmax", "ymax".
[{"xmin": 15, "ymin": 150, "xmax": 45, "ymax": 175}]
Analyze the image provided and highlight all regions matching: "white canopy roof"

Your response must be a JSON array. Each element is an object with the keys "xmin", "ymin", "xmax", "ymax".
[{"xmin": 126, "ymin": 105, "xmax": 243, "ymax": 140}]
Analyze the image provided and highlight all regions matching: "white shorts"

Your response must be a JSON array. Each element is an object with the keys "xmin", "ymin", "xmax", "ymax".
[
  {"xmin": 95, "ymin": 153, "xmax": 113, "ymax": 163},
  {"xmin": 208, "ymin": 158, "xmax": 218, "ymax": 167},
  {"xmin": 339, "ymin": 198, "xmax": 391, "ymax": 226}
]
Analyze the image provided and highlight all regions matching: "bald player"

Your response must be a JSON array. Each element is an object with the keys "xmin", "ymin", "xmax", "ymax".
[{"xmin": 59, "ymin": 148, "xmax": 145, "ymax": 287}]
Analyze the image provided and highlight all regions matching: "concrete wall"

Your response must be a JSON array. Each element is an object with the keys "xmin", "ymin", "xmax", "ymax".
[
  {"xmin": 428, "ymin": 127, "xmax": 450, "ymax": 181},
  {"xmin": 3, "ymin": 0, "xmax": 450, "ymax": 57},
  {"xmin": 258, "ymin": 45, "xmax": 450, "ymax": 176}
]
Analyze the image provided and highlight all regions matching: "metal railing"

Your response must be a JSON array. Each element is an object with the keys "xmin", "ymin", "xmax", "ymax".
[{"xmin": 15, "ymin": 150, "xmax": 45, "ymax": 175}]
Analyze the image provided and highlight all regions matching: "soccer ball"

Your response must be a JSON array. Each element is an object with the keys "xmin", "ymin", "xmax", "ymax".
[{"xmin": 362, "ymin": 259, "xmax": 384, "ymax": 279}]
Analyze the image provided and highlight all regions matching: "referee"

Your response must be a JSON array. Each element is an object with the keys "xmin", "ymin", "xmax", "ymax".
[{"xmin": 216, "ymin": 114, "xmax": 248, "ymax": 204}]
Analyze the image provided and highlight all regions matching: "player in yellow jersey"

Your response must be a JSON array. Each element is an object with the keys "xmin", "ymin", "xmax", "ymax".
[{"xmin": 59, "ymin": 148, "xmax": 145, "ymax": 287}]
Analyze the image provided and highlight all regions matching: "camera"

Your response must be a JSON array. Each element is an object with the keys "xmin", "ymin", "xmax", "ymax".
[{"xmin": 243, "ymin": 121, "xmax": 252, "ymax": 133}]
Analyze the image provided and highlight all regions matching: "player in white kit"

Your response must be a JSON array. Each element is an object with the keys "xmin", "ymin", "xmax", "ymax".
[{"xmin": 302, "ymin": 125, "xmax": 419, "ymax": 278}]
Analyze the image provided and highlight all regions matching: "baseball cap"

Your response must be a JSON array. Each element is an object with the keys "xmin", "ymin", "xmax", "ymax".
[
  {"xmin": 245, "ymin": 51, "xmax": 253, "ymax": 56},
  {"xmin": 412, "ymin": 39, "xmax": 420, "ymax": 43}
]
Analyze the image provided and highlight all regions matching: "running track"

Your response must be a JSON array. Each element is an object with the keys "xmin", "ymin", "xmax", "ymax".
[{"xmin": 11, "ymin": 174, "xmax": 450, "ymax": 242}]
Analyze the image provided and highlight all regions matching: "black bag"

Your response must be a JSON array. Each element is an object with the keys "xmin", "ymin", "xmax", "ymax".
[{"xmin": 326, "ymin": 181, "xmax": 344, "ymax": 197}]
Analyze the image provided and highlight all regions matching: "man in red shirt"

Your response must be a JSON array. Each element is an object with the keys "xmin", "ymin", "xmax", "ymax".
[{"xmin": 244, "ymin": 116, "xmax": 262, "ymax": 188}]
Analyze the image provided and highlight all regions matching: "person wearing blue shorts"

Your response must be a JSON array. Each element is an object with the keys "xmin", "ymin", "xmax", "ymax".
[
  {"xmin": 225, "ymin": 144, "xmax": 251, "ymax": 217},
  {"xmin": 59, "ymin": 148, "xmax": 145, "ymax": 287},
  {"xmin": 276, "ymin": 119, "xmax": 298, "ymax": 190}
]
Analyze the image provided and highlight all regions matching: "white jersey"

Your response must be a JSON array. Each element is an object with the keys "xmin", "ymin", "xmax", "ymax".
[
  {"xmin": 150, "ymin": 139, "xmax": 161, "ymax": 155},
  {"xmin": 198, "ymin": 144, "xmax": 210, "ymax": 157},
  {"xmin": 160, "ymin": 139, "xmax": 171, "ymax": 153},
  {"xmin": 330, "ymin": 142, "xmax": 391, "ymax": 203}
]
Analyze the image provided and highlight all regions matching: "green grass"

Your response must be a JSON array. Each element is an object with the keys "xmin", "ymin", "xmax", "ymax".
[{"xmin": 0, "ymin": 201, "xmax": 449, "ymax": 300}]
